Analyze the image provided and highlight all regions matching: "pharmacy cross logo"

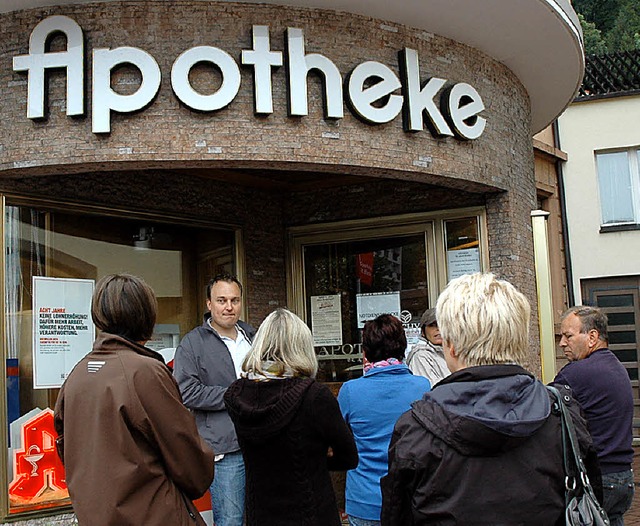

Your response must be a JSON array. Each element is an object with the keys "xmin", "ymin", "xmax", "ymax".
[{"xmin": 8, "ymin": 408, "xmax": 67, "ymax": 501}]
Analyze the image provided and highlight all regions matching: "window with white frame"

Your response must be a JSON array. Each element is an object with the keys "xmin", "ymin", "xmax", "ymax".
[{"xmin": 595, "ymin": 148, "xmax": 640, "ymax": 225}]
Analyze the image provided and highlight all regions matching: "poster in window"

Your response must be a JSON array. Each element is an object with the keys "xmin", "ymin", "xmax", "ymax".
[
  {"xmin": 146, "ymin": 323, "xmax": 181, "ymax": 367},
  {"xmin": 356, "ymin": 253, "xmax": 374, "ymax": 286},
  {"xmin": 356, "ymin": 291, "xmax": 401, "ymax": 328},
  {"xmin": 446, "ymin": 248, "xmax": 481, "ymax": 281},
  {"xmin": 310, "ymin": 295, "xmax": 343, "ymax": 346},
  {"xmin": 32, "ymin": 277, "xmax": 95, "ymax": 389}
]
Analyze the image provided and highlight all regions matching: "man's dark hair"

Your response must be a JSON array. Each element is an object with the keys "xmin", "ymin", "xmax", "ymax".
[
  {"xmin": 206, "ymin": 273, "xmax": 243, "ymax": 299},
  {"xmin": 562, "ymin": 305, "xmax": 609, "ymax": 344},
  {"xmin": 362, "ymin": 314, "xmax": 407, "ymax": 363}
]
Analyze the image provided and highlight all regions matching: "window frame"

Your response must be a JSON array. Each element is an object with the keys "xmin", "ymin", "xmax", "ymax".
[
  {"xmin": 285, "ymin": 207, "xmax": 489, "ymax": 322},
  {"xmin": 595, "ymin": 147, "xmax": 640, "ymax": 229}
]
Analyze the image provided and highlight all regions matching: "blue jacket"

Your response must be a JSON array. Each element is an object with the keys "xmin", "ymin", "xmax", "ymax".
[{"xmin": 338, "ymin": 364, "xmax": 430, "ymax": 520}]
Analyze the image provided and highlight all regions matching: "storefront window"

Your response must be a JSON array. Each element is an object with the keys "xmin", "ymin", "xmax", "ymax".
[
  {"xmin": 2, "ymin": 201, "xmax": 238, "ymax": 517},
  {"xmin": 445, "ymin": 218, "xmax": 481, "ymax": 281},
  {"xmin": 287, "ymin": 209, "xmax": 487, "ymax": 388},
  {"xmin": 304, "ymin": 235, "xmax": 428, "ymax": 383}
]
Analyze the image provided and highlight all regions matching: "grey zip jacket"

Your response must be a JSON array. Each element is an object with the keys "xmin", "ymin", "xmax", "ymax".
[{"xmin": 173, "ymin": 313, "xmax": 255, "ymax": 455}]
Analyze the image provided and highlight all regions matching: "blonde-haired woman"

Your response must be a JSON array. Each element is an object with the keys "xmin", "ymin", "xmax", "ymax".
[
  {"xmin": 381, "ymin": 273, "xmax": 601, "ymax": 526},
  {"xmin": 224, "ymin": 308, "xmax": 358, "ymax": 526}
]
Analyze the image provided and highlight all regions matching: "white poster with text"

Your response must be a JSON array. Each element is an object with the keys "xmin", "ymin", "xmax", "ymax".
[
  {"xmin": 310, "ymin": 295, "xmax": 343, "ymax": 347},
  {"xmin": 356, "ymin": 291, "xmax": 401, "ymax": 328},
  {"xmin": 32, "ymin": 277, "xmax": 95, "ymax": 389},
  {"xmin": 447, "ymin": 247, "xmax": 481, "ymax": 281}
]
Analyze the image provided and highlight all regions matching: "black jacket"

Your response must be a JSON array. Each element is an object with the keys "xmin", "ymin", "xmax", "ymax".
[
  {"xmin": 381, "ymin": 365, "xmax": 601, "ymax": 526},
  {"xmin": 225, "ymin": 377, "xmax": 358, "ymax": 526}
]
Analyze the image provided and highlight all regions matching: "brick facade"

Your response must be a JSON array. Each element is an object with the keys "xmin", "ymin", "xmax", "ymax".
[
  {"xmin": 2, "ymin": 2, "xmax": 530, "ymax": 189},
  {"xmin": 0, "ymin": 1, "xmax": 539, "ymax": 523}
]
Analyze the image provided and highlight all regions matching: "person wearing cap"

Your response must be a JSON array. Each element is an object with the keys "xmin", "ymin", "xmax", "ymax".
[{"xmin": 406, "ymin": 308, "xmax": 451, "ymax": 386}]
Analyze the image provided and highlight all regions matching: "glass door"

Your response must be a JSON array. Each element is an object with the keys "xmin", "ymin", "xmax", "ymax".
[
  {"xmin": 303, "ymin": 234, "xmax": 428, "ymax": 383},
  {"xmin": 1, "ymin": 198, "xmax": 240, "ymax": 518},
  {"xmin": 287, "ymin": 208, "xmax": 487, "ymax": 388}
]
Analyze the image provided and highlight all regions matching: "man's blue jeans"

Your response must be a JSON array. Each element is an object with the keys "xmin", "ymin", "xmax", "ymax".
[
  {"xmin": 348, "ymin": 516, "xmax": 381, "ymax": 526},
  {"xmin": 210, "ymin": 451, "xmax": 245, "ymax": 526},
  {"xmin": 602, "ymin": 469, "xmax": 634, "ymax": 526}
]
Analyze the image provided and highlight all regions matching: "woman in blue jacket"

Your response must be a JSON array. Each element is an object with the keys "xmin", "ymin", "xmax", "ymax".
[{"xmin": 338, "ymin": 314, "xmax": 431, "ymax": 526}]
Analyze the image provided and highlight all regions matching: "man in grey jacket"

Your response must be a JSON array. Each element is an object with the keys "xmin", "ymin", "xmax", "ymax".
[{"xmin": 173, "ymin": 273, "xmax": 256, "ymax": 526}]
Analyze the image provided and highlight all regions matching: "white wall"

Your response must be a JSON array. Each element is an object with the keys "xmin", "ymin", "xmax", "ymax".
[{"xmin": 557, "ymin": 95, "xmax": 640, "ymax": 303}]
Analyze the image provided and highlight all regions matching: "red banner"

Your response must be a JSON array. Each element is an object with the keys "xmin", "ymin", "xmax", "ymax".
[{"xmin": 356, "ymin": 253, "xmax": 374, "ymax": 286}]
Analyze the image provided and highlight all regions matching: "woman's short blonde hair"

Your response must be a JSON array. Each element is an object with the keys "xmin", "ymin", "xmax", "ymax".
[
  {"xmin": 243, "ymin": 308, "xmax": 318, "ymax": 378},
  {"xmin": 436, "ymin": 272, "xmax": 530, "ymax": 367}
]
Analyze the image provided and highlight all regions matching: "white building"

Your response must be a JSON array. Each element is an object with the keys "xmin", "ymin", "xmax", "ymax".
[{"xmin": 557, "ymin": 50, "xmax": 640, "ymax": 431}]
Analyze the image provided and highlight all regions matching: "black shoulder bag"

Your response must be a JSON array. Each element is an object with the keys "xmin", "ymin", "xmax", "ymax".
[{"xmin": 547, "ymin": 385, "xmax": 610, "ymax": 526}]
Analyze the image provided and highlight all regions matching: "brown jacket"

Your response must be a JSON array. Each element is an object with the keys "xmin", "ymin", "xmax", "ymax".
[{"xmin": 54, "ymin": 332, "xmax": 214, "ymax": 526}]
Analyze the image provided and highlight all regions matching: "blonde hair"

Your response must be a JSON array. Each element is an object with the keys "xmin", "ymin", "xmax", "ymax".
[
  {"xmin": 436, "ymin": 272, "xmax": 530, "ymax": 367},
  {"xmin": 243, "ymin": 308, "xmax": 318, "ymax": 377}
]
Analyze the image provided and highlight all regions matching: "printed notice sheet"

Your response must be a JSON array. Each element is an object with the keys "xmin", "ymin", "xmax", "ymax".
[
  {"xmin": 310, "ymin": 295, "xmax": 343, "ymax": 346},
  {"xmin": 32, "ymin": 277, "xmax": 95, "ymax": 389},
  {"xmin": 356, "ymin": 291, "xmax": 401, "ymax": 328},
  {"xmin": 447, "ymin": 247, "xmax": 481, "ymax": 280}
]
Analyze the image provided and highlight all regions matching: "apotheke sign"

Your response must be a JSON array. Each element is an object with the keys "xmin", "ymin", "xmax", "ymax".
[{"xmin": 13, "ymin": 15, "xmax": 487, "ymax": 139}]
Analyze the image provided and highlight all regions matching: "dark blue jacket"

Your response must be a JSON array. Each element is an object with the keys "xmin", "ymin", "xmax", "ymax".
[{"xmin": 554, "ymin": 348, "xmax": 634, "ymax": 474}]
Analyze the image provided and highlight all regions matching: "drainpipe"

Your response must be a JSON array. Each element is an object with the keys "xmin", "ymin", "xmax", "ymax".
[{"xmin": 552, "ymin": 119, "xmax": 576, "ymax": 307}]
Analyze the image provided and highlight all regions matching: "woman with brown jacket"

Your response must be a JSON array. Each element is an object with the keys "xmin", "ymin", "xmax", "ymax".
[{"xmin": 54, "ymin": 274, "xmax": 214, "ymax": 526}]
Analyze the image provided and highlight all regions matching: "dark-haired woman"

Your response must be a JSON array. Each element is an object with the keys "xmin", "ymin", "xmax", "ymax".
[
  {"xmin": 54, "ymin": 274, "xmax": 214, "ymax": 526},
  {"xmin": 338, "ymin": 314, "xmax": 431, "ymax": 526}
]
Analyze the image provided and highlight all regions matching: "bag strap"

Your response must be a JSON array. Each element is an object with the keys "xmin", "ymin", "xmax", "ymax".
[
  {"xmin": 548, "ymin": 386, "xmax": 585, "ymax": 478},
  {"xmin": 547, "ymin": 386, "xmax": 601, "ymax": 500},
  {"xmin": 547, "ymin": 385, "xmax": 576, "ymax": 500},
  {"xmin": 547, "ymin": 385, "xmax": 610, "ymax": 526}
]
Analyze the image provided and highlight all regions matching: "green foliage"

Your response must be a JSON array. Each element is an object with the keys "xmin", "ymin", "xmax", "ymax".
[
  {"xmin": 573, "ymin": 0, "xmax": 621, "ymax": 34},
  {"xmin": 606, "ymin": 0, "xmax": 640, "ymax": 51},
  {"xmin": 579, "ymin": 13, "xmax": 609, "ymax": 55},
  {"xmin": 574, "ymin": 0, "xmax": 640, "ymax": 52}
]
